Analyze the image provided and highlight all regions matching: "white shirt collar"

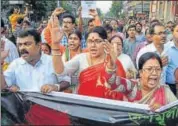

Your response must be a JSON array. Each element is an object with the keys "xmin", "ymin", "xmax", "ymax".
[{"xmin": 19, "ymin": 53, "xmax": 45, "ymax": 66}]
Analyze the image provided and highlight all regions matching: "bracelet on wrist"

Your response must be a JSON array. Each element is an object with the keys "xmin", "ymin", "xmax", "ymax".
[
  {"xmin": 52, "ymin": 52, "xmax": 62, "ymax": 56},
  {"xmin": 106, "ymin": 65, "xmax": 116, "ymax": 73}
]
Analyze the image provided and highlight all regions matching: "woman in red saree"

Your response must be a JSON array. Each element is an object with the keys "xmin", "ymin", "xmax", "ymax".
[
  {"xmin": 25, "ymin": 14, "xmax": 127, "ymax": 125},
  {"xmin": 51, "ymin": 11, "xmax": 127, "ymax": 99},
  {"xmin": 77, "ymin": 55, "xmax": 126, "ymax": 100}
]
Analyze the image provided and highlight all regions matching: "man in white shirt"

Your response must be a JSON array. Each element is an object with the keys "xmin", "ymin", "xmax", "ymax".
[
  {"xmin": 136, "ymin": 23, "xmax": 168, "ymax": 84},
  {"xmin": 1, "ymin": 19, "xmax": 19, "ymax": 63},
  {"xmin": 1, "ymin": 28, "xmax": 71, "ymax": 93}
]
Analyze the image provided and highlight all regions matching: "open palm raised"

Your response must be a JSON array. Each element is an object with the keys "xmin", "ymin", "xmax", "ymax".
[{"xmin": 50, "ymin": 15, "xmax": 64, "ymax": 45}]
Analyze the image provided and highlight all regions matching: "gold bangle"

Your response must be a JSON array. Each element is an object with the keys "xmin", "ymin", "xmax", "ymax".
[{"xmin": 106, "ymin": 66, "xmax": 116, "ymax": 73}]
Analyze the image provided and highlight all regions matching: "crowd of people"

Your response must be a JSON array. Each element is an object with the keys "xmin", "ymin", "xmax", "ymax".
[{"xmin": 1, "ymin": 6, "xmax": 178, "ymax": 124}]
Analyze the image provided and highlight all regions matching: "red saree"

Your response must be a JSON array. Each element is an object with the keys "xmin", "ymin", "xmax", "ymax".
[
  {"xmin": 129, "ymin": 86, "xmax": 166, "ymax": 106},
  {"xmin": 116, "ymin": 59, "xmax": 126, "ymax": 78},
  {"xmin": 25, "ymin": 59, "xmax": 126, "ymax": 125},
  {"xmin": 78, "ymin": 61, "xmax": 124, "ymax": 100}
]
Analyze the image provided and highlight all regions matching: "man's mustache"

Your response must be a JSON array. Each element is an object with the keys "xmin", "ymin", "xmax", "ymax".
[{"xmin": 20, "ymin": 49, "xmax": 29, "ymax": 55}]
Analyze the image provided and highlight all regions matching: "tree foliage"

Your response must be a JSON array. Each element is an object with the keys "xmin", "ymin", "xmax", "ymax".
[
  {"xmin": 24, "ymin": 0, "xmax": 57, "ymax": 21},
  {"xmin": 105, "ymin": 1, "xmax": 123, "ymax": 19},
  {"xmin": 61, "ymin": 1, "xmax": 73, "ymax": 14}
]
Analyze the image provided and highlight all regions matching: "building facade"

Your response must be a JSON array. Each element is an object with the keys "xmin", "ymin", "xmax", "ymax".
[
  {"xmin": 123, "ymin": 1, "xmax": 150, "ymax": 20},
  {"xmin": 149, "ymin": 1, "xmax": 178, "ymax": 23}
]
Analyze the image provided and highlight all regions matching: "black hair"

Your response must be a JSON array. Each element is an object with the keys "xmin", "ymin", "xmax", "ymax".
[
  {"xmin": 149, "ymin": 23, "xmax": 164, "ymax": 35},
  {"xmin": 129, "ymin": 19, "xmax": 135, "ymax": 24},
  {"xmin": 135, "ymin": 22, "xmax": 142, "ymax": 28},
  {"xmin": 150, "ymin": 19, "xmax": 160, "ymax": 27},
  {"xmin": 167, "ymin": 21, "xmax": 174, "ymax": 24},
  {"xmin": 42, "ymin": 43, "xmax": 51, "ymax": 54},
  {"xmin": 88, "ymin": 18, "xmax": 95, "ymax": 26},
  {"xmin": 9, "ymin": 7, "xmax": 19, "ymax": 15},
  {"xmin": 1, "ymin": 18, "xmax": 5, "ymax": 28},
  {"xmin": 62, "ymin": 13, "xmax": 75, "ymax": 24},
  {"xmin": 104, "ymin": 24, "xmax": 113, "ymax": 32},
  {"xmin": 109, "ymin": 35, "xmax": 123, "ymax": 47},
  {"xmin": 110, "ymin": 19, "xmax": 118, "ymax": 25},
  {"xmin": 138, "ymin": 52, "xmax": 163, "ymax": 70},
  {"xmin": 87, "ymin": 26, "xmax": 107, "ymax": 40},
  {"xmin": 127, "ymin": 25, "xmax": 136, "ymax": 31},
  {"xmin": 69, "ymin": 29, "xmax": 82, "ymax": 40},
  {"xmin": 145, "ymin": 28, "xmax": 150, "ymax": 35},
  {"xmin": 17, "ymin": 28, "xmax": 41, "ymax": 44},
  {"xmin": 150, "ymin": 19, "xmax": 159, "ymax": 24},
  {"xmin": 17, "ymin": 17, "xmax": 24, "ymax": 24}
]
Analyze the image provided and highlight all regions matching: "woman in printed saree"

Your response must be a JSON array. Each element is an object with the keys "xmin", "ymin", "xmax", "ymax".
[
  {"xmin": 132, "ymin": 52, "xmax": 177, "ymax": 107},
  {"xmin": 102, "ymin": 52, "xmax": 177, "ymax": 110},
  {"xmin": 50, "ymin": 14, "xmax": 126, "ymax": 99}
]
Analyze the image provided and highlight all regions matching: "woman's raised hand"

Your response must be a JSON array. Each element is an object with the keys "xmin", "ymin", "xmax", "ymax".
[
  {"xmin": 49, "ymin": 14, "xmax": 64, "ymax": 45},
  {"xmin": 49, "ymin": 8, "xmax": 65, "ymax": 45},
  {"xmin": 52, "ymin": 7, "xmax": 65, "ymax": 17},
  {"xmin": 103, "ymin": 40, "xmax": 117, "ymax": 69}
]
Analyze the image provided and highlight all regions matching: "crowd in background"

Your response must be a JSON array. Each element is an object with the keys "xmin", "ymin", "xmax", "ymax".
[{"xmin": 1, "ymin": 6, "xmax": 178, "ymax": 120}]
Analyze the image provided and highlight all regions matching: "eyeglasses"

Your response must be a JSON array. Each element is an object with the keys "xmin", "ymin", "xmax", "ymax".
[
  {"xmin": 154, "ymin": 31, "xmax": 166, "ymax": 35},
  {"xmin": 142, "ymin": 67, "xmax": 162, "ymax": 74},
  {"xmin": 87, "ymin": 39, "xmax": 103, "ymax": 45}
]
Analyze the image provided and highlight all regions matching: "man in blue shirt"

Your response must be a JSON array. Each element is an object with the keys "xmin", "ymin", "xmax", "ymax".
[
  {"xmin": 123, "ymin": 25, "xmax": 141, "ymax": 59},
  {"xmin": 1, "ymin": 28, "xmax": 71, "ymax": 93},
  {"xmin": 166, "ymin": 24, "xmax": 178, "ymax": 95},
  {"xmin": 135, "ymin": 22, "xmax": 146, "ymax": 42}
]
